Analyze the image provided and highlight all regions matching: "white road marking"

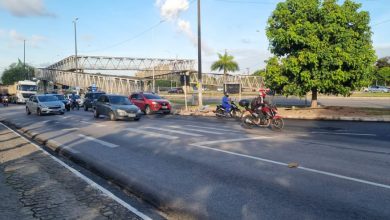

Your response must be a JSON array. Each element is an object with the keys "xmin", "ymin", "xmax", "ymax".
[
  {"xmin": 62, "ymin": 128, "xmax": 79, "ymax": 131},
  {"xmin": 144, "ymin": 127, "xmax": 203, "ymax": 137},
  {"xmin": 125, "ymin": 128, "xmax": 179, "ymax": 140},
  {"xmin": 186, "ymin": 124, "xmax": 239, "ymax": 132},
  {"xmin": 189, "ymin": 143, "xmax": 390, "ymax": 190},
  {"xmin": 0, "ymin": 123, "xmax": 151, "ymax": 220},
  {"xmin": 192, "ymin": 136, "xmax": 272, "ymax": 146},
  {"xmin": 311, "ymin": 131, "xmax": 377, "ymax": 136},
  {"xmin": 47, "ymin": 139, "xmax": 81, "ymax": 154},
  {"xmin": 167, "ymin": 125, "xmax": 223, "ymax": 135},
  {"xmin": 78, "ymin": 134, "xmax": 119, "ymax": 148},
  {"xmin": 61, "ymin": 116, "xmax": 71, "ymax": 119},
  {"xmin": 80, "ymin": 120, "xmax": 106, "ymax": 127}
]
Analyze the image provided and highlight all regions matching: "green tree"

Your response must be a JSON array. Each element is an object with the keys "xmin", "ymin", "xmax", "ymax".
[
  {"xmin": 266, "ymin": 0, "xmax": 376, "ymax": 107},
  {"xmin": 1, "ymin": 60, "xmax": 35, "ymax": 85},
  {"xmin": 253, "ymin": 69, "xmax": 266, "ymax": 77},
  {"xmin": 211, "ymin": 51, "xmax": 239, "ymax": 91},
  {"xmin": 376, "ymin": 67, "xmax": 390, "ymax": 86},
  {"xmin": 376, "ymin": 56, "xmax": 390, "ymax": 69}
]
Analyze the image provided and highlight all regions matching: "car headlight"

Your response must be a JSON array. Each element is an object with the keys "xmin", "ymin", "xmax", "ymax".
[
  {"xmin": 152, "ymin": 101, "xmax": 158, "ymax": 105},
  {"xmin": 117, "ymin": 109, "xmax": 127, "ymax": 116},
  {"xmin": 40, "ymin": 104, "xmax": 47, "ymax": 108}
]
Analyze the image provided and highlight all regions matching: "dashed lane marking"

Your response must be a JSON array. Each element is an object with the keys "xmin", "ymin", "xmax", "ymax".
[
  {"xmin": 80, "ymin": 120, "xmax": 106, "ymax": 127},
  {"xmin": 167, "ymin": 125, "xmax": 224, "ymax": 135},
  {"xmin": 190, "ymin": 141, "xmax": 390, "ymax": 190},
  {"xmin": 185, "ymin": 124, "xmax": 240, "ymax": 132},
  {"xmin": 62, "ymin": 128, "xmax": 79, "ymax": 131},
  {"xmin": 78, "ymin": 134, "xmax": 119, "ymax": 148},
  {"xmin": 0, "ymin": 123, "xmax": 152, "ymax": 220},
  {"xmin": 192, "ymin": 136, "xmax": 272, "ymax": 146},
  {"xmin": 125, "ymin": 128, "xmax": 179, "ymax": 140},
  {"xmin": 144, "ymin": 127, "xmax": 203, "ymax": 137}
]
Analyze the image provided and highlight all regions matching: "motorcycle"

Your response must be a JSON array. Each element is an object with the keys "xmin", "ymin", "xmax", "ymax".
[
  {"xmin": 239, "ymin": 99, "xmax": 284, "ymax": 130},
  {"xmin": 70, "ymin": 99, "xmax": 80, "ymax": 110},
  {"xmin": 214, "ymin": 101, "xmax": 242, "ymax": 119},
  {"xmin": 2, "ymin": 97, "xmax": 9, "ymax": 107}
]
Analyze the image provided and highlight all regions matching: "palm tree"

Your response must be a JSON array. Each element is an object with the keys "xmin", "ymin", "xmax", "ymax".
[{"xmin": 211, "ymin": 51, "xmax": 239, "ymax": 92}]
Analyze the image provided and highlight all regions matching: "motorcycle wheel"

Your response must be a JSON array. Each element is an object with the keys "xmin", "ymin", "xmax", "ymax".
[
  {"xmin": 215, "ymin": 109, "xmax": 224, "ymax": 118},
  {"xmin": 232, "ymin": 110, "xmax": 242, "ymax": 120},
  {"xmin": 271, "ymin": 118, "xmax": 284, "ymax": 131},
  {"xmin": 241, "ymin": 115, "xmax": 255, "ymax": 129}
]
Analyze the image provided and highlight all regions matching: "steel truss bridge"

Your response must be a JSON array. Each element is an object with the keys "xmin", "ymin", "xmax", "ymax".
[{"xmin": 36, "ymin": 55, "xmax": 262, "ymax": 95}]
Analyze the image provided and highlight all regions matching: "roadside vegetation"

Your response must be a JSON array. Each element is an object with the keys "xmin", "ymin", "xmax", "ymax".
[{"xmin": 1, "ymin": 60, "xmax": 35, "ymax": 85}]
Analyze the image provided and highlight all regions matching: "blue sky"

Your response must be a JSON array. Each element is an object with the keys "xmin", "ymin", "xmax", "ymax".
[{"xmin": 0, "ymin": 0, "xmax": 389, "ymax": 76}]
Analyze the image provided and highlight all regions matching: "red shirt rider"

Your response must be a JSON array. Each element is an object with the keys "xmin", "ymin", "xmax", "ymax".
[{"xmin": 251, "ymin": 88, "xmax": 269, "ymax": 113}]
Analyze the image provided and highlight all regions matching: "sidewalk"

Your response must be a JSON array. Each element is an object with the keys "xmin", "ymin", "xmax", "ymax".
[{"xmin": 0, "ymin": 124, "xmax": 142, "ymax": 220}]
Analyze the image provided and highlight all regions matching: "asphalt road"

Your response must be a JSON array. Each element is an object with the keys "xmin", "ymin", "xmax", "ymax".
[{"xmin": 1, "ymin": 105, "xmax": 390, "ymax": 219}]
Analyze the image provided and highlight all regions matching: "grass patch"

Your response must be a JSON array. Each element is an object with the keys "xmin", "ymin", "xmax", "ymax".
[{"xmin": 350, "ymin": 92, "xmax": 390, "ymax": 97}]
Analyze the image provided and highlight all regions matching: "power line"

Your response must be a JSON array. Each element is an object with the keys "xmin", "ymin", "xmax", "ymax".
[
  {"xmin": 372, "ymin": 18, "xmax": 390, "ymax": 27},
  {"xmin": 81, "ymin": 20, "xmax": 166, "ymax": 53}
]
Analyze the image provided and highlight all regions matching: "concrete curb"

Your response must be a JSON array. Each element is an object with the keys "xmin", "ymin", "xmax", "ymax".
[{"xmin": 172, "ymin": 111, "xmax": 390, "ymax": 122}]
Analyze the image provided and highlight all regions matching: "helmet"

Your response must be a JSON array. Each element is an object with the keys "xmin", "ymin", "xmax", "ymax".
[{"xmin": 224, "ymin": 92, "xmax": 229, "ymax": 97}]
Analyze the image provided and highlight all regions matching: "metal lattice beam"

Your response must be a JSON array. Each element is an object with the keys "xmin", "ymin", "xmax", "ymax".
[{"xmin": 47, "ymin": 55, "xmax": 195, "ymax": 72}]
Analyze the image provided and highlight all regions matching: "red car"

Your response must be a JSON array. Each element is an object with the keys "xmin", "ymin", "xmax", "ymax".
[{"xmin": 129, "ymin": 93, "xmax": 171, "ymax": 114}]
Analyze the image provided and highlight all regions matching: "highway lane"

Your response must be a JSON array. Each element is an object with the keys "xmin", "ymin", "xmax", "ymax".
[{"xmin": 1, "ymin": 105, "xmax": 390, "ymax": 219}]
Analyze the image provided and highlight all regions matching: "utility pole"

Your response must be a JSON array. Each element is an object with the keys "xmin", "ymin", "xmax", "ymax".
[
  {"xmin": 24, "ymin": 40, "xmax": 27, "ymax": 79},
  {"xmin": 197, "ymin": 0, "xmax": 203, "ymax": 107}
]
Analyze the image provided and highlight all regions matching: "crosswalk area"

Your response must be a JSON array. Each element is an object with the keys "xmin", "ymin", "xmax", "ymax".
[{"xmin": 123, "ymin": 123, "xmax": 249, "ymax": 141}]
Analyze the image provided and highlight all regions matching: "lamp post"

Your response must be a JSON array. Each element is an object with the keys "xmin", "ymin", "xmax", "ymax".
[
  {"xmin": 73, "ymin": 18, "xmax": 79, "ymax": 71},
  {"xmin": 23, "ymin": 40, "xmax": 27, "ymax": 80},
  {"xmin": 197, "ymin": 0, "xmax": 203, "ymax": 107}
]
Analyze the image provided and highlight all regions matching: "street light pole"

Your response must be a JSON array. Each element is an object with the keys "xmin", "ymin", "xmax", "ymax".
[
  {"xmin": 197, "ymin": 0, "xmax": 203, "ymax": 107},
  {"xmin": 73, "ymin": 18, "xmax": 78, "ymax": 71}
]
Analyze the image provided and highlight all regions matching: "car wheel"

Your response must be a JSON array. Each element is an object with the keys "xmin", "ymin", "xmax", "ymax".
[
  {"xmin": 26, "ymin": 107, "xmax": 31, "ymax": 115},
  {"xmin": 94, "ymin": 109, "xmax": 100, "ymax": 118},
  {"xmin": 134, "ymin": 118, "xmax": 140, "ymax": 121},
  {"xmin": 109, "ymin": 111, "xmax": 117, "ymax": 121},
  {"xmin": 60, "ymin": 112, "xmax": 64, "ymax": 115},
  {"xmin": 145, "ymin": 105, "xmax": 152, "ymax": 115},
  {"xmin": 37, "ymin": 108, "xmax": 42, "ymax": 116},
  {"xmin": 84, "ymin": 105, "xmax": 88, "ymax": 111}
]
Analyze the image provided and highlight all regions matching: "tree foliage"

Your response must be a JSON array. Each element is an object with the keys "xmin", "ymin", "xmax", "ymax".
[
  {"xmin": 376, "ymin": 67, "xmax": 390, "ymax": 85},
  {"xmin": 211, "ymin": 51, "xmax": 239, "ymax": 79},
  {"xmin": 1, "ymin": 60, "xmax": 35, "ymax": 85},
  {"xmin": 266, "ymin": 0, "xmax": 376, "ymax": 107},
  {"xmin": 376, "ymin": 56, "xmax": 390, "ymax": 69}
]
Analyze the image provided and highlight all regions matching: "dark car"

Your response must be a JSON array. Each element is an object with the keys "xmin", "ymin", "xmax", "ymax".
[
  {"xmin": 94, "ymin": 94, "xmax": 142, "ymax": 121},
  {"xmin": 129, "ymin": 92, "xmax": 171, "ymax": 115},
  {"xmin": 168, "ymin": 88, "xmax": 184, "ymax": 94},
  {"xmin": 83, "ymin": 91, "xmax": 106, "ymax": 111},
  {"xmin": 51, "ymin": 94, "xmax": 71, "ymax": 111}
]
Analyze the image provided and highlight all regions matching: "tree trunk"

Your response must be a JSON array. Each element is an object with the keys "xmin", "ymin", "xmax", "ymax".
[{"xmin": 311, "ymin": 88, "xmax": 318, "ymax": 108}]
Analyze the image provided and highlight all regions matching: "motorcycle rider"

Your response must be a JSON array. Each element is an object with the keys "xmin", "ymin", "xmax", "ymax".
[
  {"xmin": 221, "ymin": 92, "xmax": 231, "ymax": 115},
  {"xmin": 251, "ymin": 88, "xmax": 269, "ymax": 117},
  {"xmin": 70, "ymin": 92, "xmax": 78, "ymax": 109}
]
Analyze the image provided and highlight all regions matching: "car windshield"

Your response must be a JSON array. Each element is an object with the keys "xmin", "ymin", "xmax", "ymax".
[
  {"xmin": 109, "ymin": 96, "xmax": 132, "ymax": 105},
  {"xmin": 54, "ymin": 95, "xmax": 65, "ymax": 100},
  {"xmin": 144, "ymin": 94, "xmax": 162, "ymax": 99},
  {"xmin": 37, "ymin": 96, "xmax": 58, "ymax": 102},
  {"xmin": 19, "ymin": 85, "xmax": 37, "ymax": 91}
]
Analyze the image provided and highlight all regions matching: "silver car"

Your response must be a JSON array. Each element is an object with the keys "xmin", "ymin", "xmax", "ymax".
[
  {"xmin": 26, "ymin": 95, "xmax": 65, "ymax": 116},
  {"xmin": 94, "ymin": 94, "xmax": 142, "ymax": 121}
]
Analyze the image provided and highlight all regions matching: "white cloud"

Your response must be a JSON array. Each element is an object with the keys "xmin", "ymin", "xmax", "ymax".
[
  {"xmin": 0, "ymin": 0, "xmax": 55, "ymax": 17},
  {"xmin": 374, "ymin": 44, "xmax": 390, "ymax": 58},
  {"xmin": 30, "ymin": 35, "xmax": 47, "ymax": 47},
  {"xmin": 9, "ymin": 29, "xmax": 26, "ymax": 42},
  {"xmin": 156, "ymin": 0, "xmax": 189, "ymax": 20},
  {"xmin": 155, "ymin": 0, "xmax": 214, "ymax": 55}
]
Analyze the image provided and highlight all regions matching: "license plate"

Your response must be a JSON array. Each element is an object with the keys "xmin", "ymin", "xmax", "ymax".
[
  {"xmin": 128, "ymin": 113, "xmax": 136, "ymax": 117},
  {"xmin": 161, "ymin": 106, "xmax": 167, "ymax": 109}
]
